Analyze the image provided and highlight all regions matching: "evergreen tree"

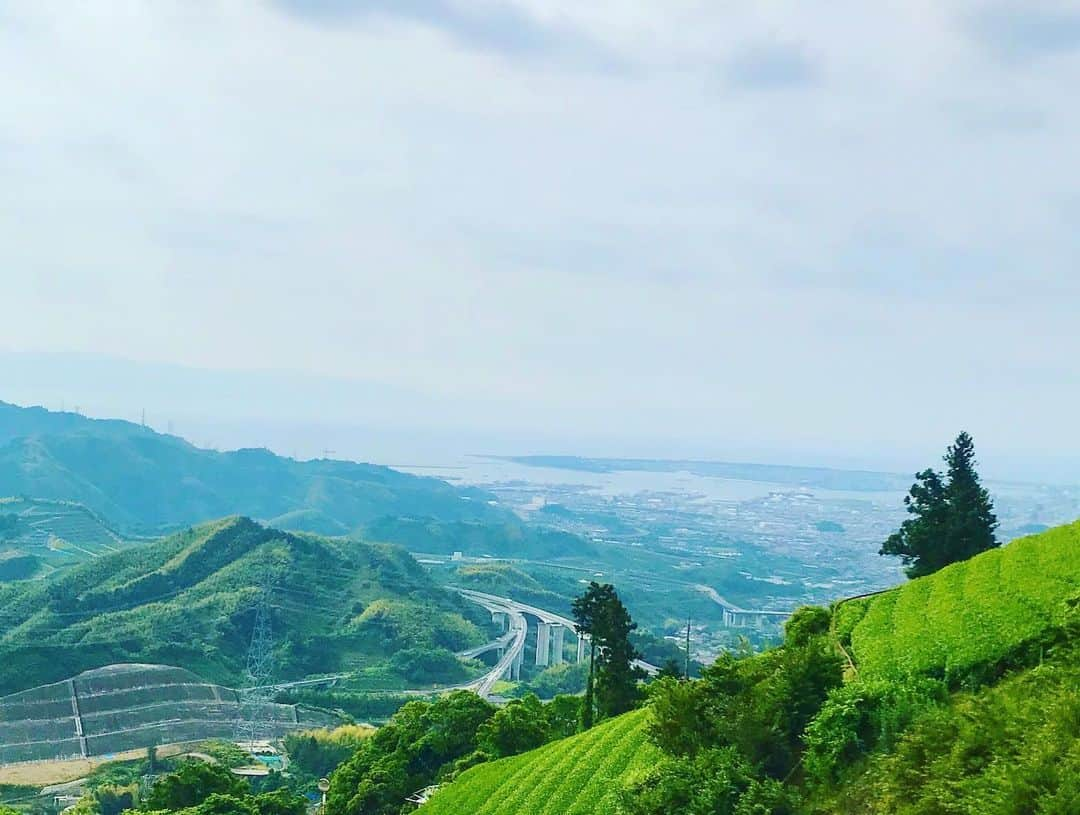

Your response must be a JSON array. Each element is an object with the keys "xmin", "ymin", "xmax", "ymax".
[
  {"xmin": 880, "ymin": 432, "xmax": 998, "ymax": 578},
  {"xmin": 571, "ymin": 583, "xmax": 604, "ymax": 730},
  {"xmin": 944, "ymin": 431, "xmax": 999, "ymax": 561},
  {"xmin": 572, "ymin": 582, "xmax": 643, "ymax": 725}
]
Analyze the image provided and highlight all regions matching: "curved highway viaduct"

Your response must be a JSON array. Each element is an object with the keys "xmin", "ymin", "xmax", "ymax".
[
  {"xmin": 262, "ymin": 591, "xmax": 658, "ymax": 702},
  {"xmin": 456, "ymin": 589, "xmax": 660, "ymax": 698}
]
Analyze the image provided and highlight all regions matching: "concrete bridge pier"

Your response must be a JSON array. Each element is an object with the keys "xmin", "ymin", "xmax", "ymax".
[
  {"xmin": 576, "ymin": 634, "xmax": 587, "ymax": 663},
  {"xmin": 535, "ymin": 622, "xmax": 551, "ymax": 666},
  {"xmin": 550, "ymin": 624, "xmax": 565, "ymax": 665},
  {"xmin": 510, "ymin": 647, "xmax": 523, "ymax": 680},
  {"xmin": 492, "ymin": 611, "xmax": 508, "ymax": 631}
]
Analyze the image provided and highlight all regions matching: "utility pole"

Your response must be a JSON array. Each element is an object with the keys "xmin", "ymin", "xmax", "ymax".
[{"xmin": 684, "ymin": 614, "xmax": 691, "ymax": 680}]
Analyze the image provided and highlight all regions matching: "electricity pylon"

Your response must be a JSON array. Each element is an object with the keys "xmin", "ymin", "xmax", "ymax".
[{"xmin": 233, "ymin": 568, "xmax": 276, "ymax": 746}]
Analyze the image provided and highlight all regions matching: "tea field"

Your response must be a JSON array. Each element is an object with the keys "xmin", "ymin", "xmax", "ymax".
[
  {"xmin": 423, "ymin": 708, "xmax": 657, "ymax": 815},
  {"xmin": 833, "ymin": 521, "xmax": 1080, "ymax": 681}
]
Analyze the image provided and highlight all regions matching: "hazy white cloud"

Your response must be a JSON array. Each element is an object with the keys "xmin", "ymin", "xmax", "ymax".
[{"xmin": 0, "ymin": 1, "xmax": 1078, "ymax": 470}]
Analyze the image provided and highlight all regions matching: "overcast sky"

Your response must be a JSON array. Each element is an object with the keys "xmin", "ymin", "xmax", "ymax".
[{"xmin": 1, "ymin": 2, "xmax": 1078, "ymax": 476}]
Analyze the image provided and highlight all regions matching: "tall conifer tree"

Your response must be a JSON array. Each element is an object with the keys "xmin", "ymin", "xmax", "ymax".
[
  {"xmin": 572, "ymin": 582, "xmax": 643, "ymax": 726},
  {"xmin": 880, "ymin": 431, "xmax": 998, "ymax": 578}
]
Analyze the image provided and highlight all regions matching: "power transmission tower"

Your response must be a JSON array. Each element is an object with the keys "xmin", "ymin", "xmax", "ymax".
[{"xmin": 233, "ymin": 568, "xmax": 277, "ymax": 746}]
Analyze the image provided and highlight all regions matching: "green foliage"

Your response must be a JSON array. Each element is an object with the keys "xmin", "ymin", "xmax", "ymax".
[
  {"xmin": 511, "ymin": 661, "xmax": 588, "ymax": 698},
  {"xmin": 86, "ymin": 756, "xmax": 155, "ymax": 791},
  {"xmin": 783, "ymin": 606, "xmax": 831, "ymax": 648},
  {"xmin": 880, "ymin": 431, "xmax": 998, "ymax": 578},
  {"xmin": 573, "ymin": 582, "xmax": 643, "ymax": 726},
  {"xmin": 818, "ymin": 640, "xmax": 1080, "ymax": 814},
  {"xmin": 477, "ymin": 695, "xmax": 550, "ymax": 758},
  {"xmin": 141, "ymin": 788, "xmax": 306, "ymax": 815},
  {"xmin": 325, "ymin": 691, "xmax": 496, "ymax": 815},
  {"xmin": 847, "ymin": 521, "xmax": 1080, "ymax": 684},
  {"xmin": 277, "ymin": 689, "xmax": 412, "ymax": 723},
  {"xmin": 388, "ymin": 646, "xmax": 471, "ymax": 684},
  {"xmin": 0, "ymin": 517, "xmax": 485, "ymax": 693},
  {"xmin": 0, "ymin": 551, "xmax": 40, "ymax": 581},
  {"xmin": 618, "ymin": 747, "xmax": 798, "ymax": 815},
  {"xmin": 423, "ymin": 708, "xmax": 658, "ymax": 815},
  {"xmin": 91, "ymin": 785, "xmax": 135, "ymax": 815},
  {"xmin": 283, "ymin": 726, "xmax": 372, "ymax": 779},
  {"xmin": 196, "ymin": 741, "xmax": 252, "ymax": 769},
  {"xmin": 142, "ymin": 761, "xmax": 247, "ymax": 811},
  {"xmin": 802, "ymin": 677, "xmax": 947, "ymax": 784},
  {"xmin": 639, "ymin": 627, "xmax": 842, "ymax": 807}
]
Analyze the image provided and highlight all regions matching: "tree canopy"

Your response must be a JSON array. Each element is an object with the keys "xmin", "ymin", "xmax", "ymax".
[
  {"xmin": 572, "ymin": 582, "xmax": 643, "ymax": 726},
  {"xmin": 880, "ymin": 432, "xmax": 998, "ymax": 578}
]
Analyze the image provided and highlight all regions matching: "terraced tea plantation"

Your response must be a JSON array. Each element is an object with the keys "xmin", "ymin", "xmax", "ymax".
[
  {"xmin": 423, "ymin": 708, "xmax": 657, "ymax": 815},
  {"xmin": 0, "ymin": 497, "xmax": 133, "ymax": 576},
  {"xmin": 0, "ymin": 663, "xmax": 336, "ymax": 764},
  {"xmin": 834, "ymin": 521, "xmax": 1080, "ymax": 681}
]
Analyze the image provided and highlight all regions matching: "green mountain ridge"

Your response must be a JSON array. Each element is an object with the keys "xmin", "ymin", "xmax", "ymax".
[
  {"xmin": 422, "ymin": 521, "xmax": 1080, "ymax": 814},
  {"xmin": 0, "ymin": 400, "xmax": 506, "ymax": 535},
  {"xmin": 0, "ymin": 516, "xmax": 491, "ymax": 696}
]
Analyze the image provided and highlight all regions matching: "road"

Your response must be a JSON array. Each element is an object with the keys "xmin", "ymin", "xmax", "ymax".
[{"xmin": 264, "ymin": 591, "xmax": 658, "ymax": 701}]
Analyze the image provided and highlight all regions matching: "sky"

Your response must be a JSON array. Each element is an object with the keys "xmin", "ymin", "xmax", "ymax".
[{"xmin": 1, "ymin": 2, "xmax": 1078, "ymax": 478}]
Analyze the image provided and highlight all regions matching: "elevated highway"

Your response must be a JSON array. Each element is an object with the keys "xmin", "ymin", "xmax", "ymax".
[
  {"xmin": 456, "ymin": 589, "xmax": 660, "ymax": 694},
  {"xmin": 694, "ymin": 584, "xmax": 792, "ymax": 628},
  {"xmin": 263, "ymin": 591, "xmax": 659, "ymax": 703}
]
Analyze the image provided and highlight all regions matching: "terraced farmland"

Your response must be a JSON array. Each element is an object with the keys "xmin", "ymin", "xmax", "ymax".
[
  {"xmin": 0, "ymin": 497, "xmax": 132, "ymax": 573},
  {"xmin": 423, "ymin": 708, "xmax": 657, "ymax": 815},
  {"xmin": 0, "ymin": 663, "xmax": 337, "ymax": 764},
  {"xmin": 834, "ymin": 521, "xmax": 1080, "ymax": 681}
]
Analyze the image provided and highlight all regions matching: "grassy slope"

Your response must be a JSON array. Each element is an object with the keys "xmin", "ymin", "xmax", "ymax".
[
  {"xmin": 0, "ymin": 400, "xmax": 505, "ymax": 535},
  {"xmin": 833, "ymin": 521, "xmax": 1080, "ymax": 682},
  {"xmin": 0, "ymin": 517, "xmax": 487, "ymax": 694},
  {"xmin": 424, "ymin": 709, "xmax": 657, "ymax": 815}
]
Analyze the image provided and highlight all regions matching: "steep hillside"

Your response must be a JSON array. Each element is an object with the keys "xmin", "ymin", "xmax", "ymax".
[
  {"xmin": 0, "ymin": 517, "xmax": 489, "ymax": 695},
  {"xmin": 0, "ymin": 497, "xmax": 135, "ymax": 578},
  {"xmin": 813, "ymin": 638, "xmax": 1080, "ymax": 813},
  {"xmin": 423, "ymin": 708, "xmax": 657, "ymax": 815},
  {"xmin": 833, "ymin": 520, "xmax": 1080, "ymax": 683},
  {"xmin": 0, "ymin": 401, "xmax": 506, "ymax": 534}
]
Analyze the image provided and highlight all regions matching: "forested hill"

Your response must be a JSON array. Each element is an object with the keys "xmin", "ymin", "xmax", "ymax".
[
  {"xmin": 0, "ymin": 516, "xmax": 489, "ymax": 695},
  {"xmin": 0, "ymin": 401, "xmax": 504, "ymax": 534}
]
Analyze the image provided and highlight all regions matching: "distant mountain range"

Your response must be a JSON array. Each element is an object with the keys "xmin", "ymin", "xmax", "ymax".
[{"xmin": 0, "ymin": 401, "xmax": 506, "ymax": 534}]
